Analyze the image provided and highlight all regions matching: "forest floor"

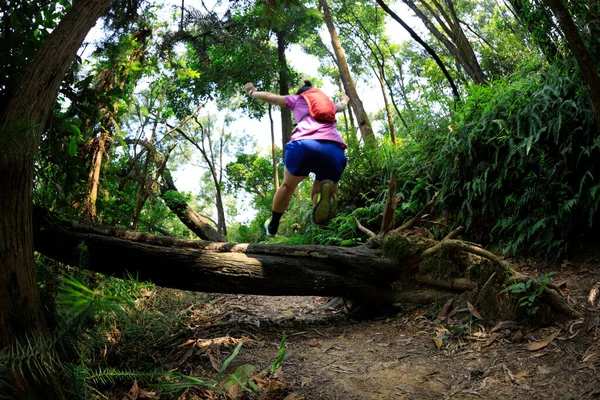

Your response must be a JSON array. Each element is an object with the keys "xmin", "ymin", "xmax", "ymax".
[{"xmin": 115, "ymin": 257, "xmax": 600, "ymax": 400}]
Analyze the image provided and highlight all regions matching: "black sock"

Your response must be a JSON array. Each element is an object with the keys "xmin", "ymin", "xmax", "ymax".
[{"xmin": 269, "ymin": 211, "xmax": 283, "ymax": 234}]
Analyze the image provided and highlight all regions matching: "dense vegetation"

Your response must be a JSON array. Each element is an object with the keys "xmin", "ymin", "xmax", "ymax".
[{"xmin": 1, "ymin": 0, "xmax": 600, "ymax": 397}]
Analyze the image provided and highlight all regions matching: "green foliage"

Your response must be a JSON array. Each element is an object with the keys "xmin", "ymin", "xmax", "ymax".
[
  {"xmin": 269, "ymin": 332, "xmax": 287, "ymax": 376},
  {"xmin": 436, "ymin": 60, "xmax": 598, "ymax": 258},
  {"xmin": 0, "ymin": 0, "xmax": 71, "ymax": 114},
  {"xmin": 0, "ymin": 269, "xmax": 157, "ymax": 398},
  {"xmin": 226, "ymin": 151, "xmax": 281, "ymax": 211},
  {"xmin": 500, "ymin": 272, "xmax": 556, "ymax": 315}
]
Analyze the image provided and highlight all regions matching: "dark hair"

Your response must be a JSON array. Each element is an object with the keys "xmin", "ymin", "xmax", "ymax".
[{"xmin": 295, "ymin": 80, "xmax": 312, "ymax": 95}]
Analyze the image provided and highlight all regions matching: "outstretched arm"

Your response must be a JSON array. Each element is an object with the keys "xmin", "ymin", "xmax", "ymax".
[
  {"xmin": 244, "ymin": 83, "xmax": 287, "ymax": 108},
  {"xmin": 335, "ymin": 94, "xmax": 350, "ymax": 112}
]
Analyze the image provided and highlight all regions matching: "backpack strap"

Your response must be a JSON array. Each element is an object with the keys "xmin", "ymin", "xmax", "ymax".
[{"xmin": 294, "ymin": 112, "xmax": 310, "ymax": 126}]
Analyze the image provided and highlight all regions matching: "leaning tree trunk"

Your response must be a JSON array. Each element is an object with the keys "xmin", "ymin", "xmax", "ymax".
[
  {"xmin": 159, "ymin": 175, "xmax": 226, "ymax": 242},
  {"xmin": 546, "ymin": 0, "xmax": 600, "ymax": 129},
  {"xmin": 124, "ymin": 138, "xmax": 226, "ymax": 242},
  {"xmin": 401, "ymin": 0, "xmax": 486, "ymax": 85},
  {"xmin": 0, "ymin": 0, "xmax": 112, "ymax": 396},
  {"xmin": 319, "ymin": 0, "xmax": 375, "ymax": 145},
  {"xmin": 376, "ymin": 0, "xmax": 461, "ymax": 104}
]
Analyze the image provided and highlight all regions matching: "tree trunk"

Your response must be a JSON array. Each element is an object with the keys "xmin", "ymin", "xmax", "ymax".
[
  {"xmin": 32, "ymin": 205, "xmax": 579, "ymax": 321},
  {"xmin": 33, "ymin": 206, "xmax": 400, "ymax": 303},
  {"xmin": 276, "ymin": 30, "xmax": 293, "ymax": 152},
  {"xmin": 546, "ymin": 0, "xmax": 600, "ymax": 129},
  {"xmin": 126, "ymin": 138, "xmax": 226, "ymax": 242},
  {"xmin": 377, "ymin": 0, "xmax": 461, "ymax": 104},
  {"xmin": 82, "ymin": 130, "xmax": 108, "ymax": 222},
  {"xmin": 0, "ymin": 0, "xmax": 111, "ymax": 347},
  {"xmin": 160, "ymin": 167, "xmax": 227, "ymax": 242},
  {"xmin": 268, "ymin": 105, "xmax": 280, "ymax": 189},
  {"xmin": 377, "ymin": 67, "xmax": 397, "ymax": 144},
  {"xmin": 214, "ymin": 181, "xmax": 227, "ymax": 236},
  {"xmin": 0, "ymin": 0, "xmax": 111, "ymax": 395},
  {"xmin": 319, "ymin": 0, "xmax": 376, "ymax": 145},
  {"xmin": 402, "ymin": 0, "xmax": 486, "ymax": 85},
  {"xmin": 509, "ymin": 0, "xmax": 560, "ymax": 61}
]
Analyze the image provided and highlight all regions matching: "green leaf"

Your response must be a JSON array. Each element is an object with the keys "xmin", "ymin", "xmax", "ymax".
[
  {"xmin": 217, "ymin": 340, "xmax": 244, "ymax": 381},
  {"xmin": 10, "ymin": 13, "xmax": 20, "ymax": 29},
  {"xmin": 269, "ymin": 332, "xmax": 287, "ymax": 376},
  {"xmin": 68, "ymin": 136, "xmax": 78, "ymax": 157},
  {"xmin": 591, "ymin": 183, "xmax": 600, "ymax": 199}
]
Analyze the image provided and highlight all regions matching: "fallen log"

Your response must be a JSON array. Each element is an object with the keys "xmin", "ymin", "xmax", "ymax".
[
  {"xmin": 33, "ymin": 202, "xmax": 580, "ymax": 322},
  {"xmin": 33, "ymin": 206, "xmax": 401, "ymax": 303}
]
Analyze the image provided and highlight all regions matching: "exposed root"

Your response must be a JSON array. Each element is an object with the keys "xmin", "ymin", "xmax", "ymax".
[
  {"xmin": 392, "ymin": 192, "xmax": 439, "ymax": 235},
  {"xmin": 354, "ymin": 217, "xmax": 376, "ymax": 239}
]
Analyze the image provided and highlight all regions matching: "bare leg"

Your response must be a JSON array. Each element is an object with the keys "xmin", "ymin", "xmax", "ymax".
[{"xmin": 273, "ymin": 167, "xmax": 307, "ymax": 213}]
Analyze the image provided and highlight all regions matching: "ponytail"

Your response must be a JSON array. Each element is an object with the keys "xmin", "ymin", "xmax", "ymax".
[{"xmin": 296, "ymin": 80, "xmax": 313, "ymax": 95}]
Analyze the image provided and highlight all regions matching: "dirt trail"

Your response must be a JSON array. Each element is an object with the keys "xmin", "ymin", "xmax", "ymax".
[{"xmin": 161, "ymin": 262, "xmax": 600, "ymax": 400}]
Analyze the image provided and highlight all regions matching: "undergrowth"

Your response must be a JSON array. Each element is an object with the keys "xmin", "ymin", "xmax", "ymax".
[{"xmin": 1, "ymin": 257, "xmax": 281, "ymax": 399}]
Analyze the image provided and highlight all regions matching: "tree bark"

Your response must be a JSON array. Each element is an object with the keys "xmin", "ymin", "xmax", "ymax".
[
  {"xmin": 0, "ymin": 0, "xmax": 111, "ymax": 347},
  {"xmin": 276, "ymin": 30, "xmax": 293, "ymax": 152},
  {"xmin": 319, "ymin": 0, "xmax": 376, "ymax": 145},
  {"xmin": 268, "ymin": 105, "xmax": 280, "ymax": 189},
  {"xmin": 33, "ymin": 206, "xmax": 401, "ymax": 303},
  {"xmin": 0, "ymin": 0, "xmax": 111, "ymax": 395},
  {"xmin": 81, "ymin": 130, "xmax": 108, "ymax": 221},
  {"xmin": 546, "ymin": 0, "xmax": 600, "ymax": 128}
]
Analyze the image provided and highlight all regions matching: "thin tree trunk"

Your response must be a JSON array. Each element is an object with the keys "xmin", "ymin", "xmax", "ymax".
[
  {"xmin": 82, "ymin": 130, "xmax": 108, "ymax": 221},
  {"xmin": 509, "ymin": 0, "xmax": 560, "ymax": 61},
  {"xmin": 319, "ymin": 0, "xmax": 376, "ymax": 145},
  {"xmin": 268, "ymin": 105, "xmax": 280, "ymax": 189},
  {"xmin": 546, "ymin": 0, "xmax": 600, "ymax": 128},
  {"xmin": 341, "ymin": 17, "xmax": 401, "ymax": 141},
  {"xmin": 376, "ymin": 0, "xmax": 461, "ymax": 104},
  {"xmin": 0, "ymin": 0, "xmax": 111, "ymax": 395},
  {"xmin": 132, "ymin": 88, "xmax": 168, "ymax": 231},
  {"xmin": 402, "ymin": 0, "xmax": 486, "ymax": 84},
  {"xmin": 276, "ymin": 30, "xmax": 293, "ymax": 153},
  {"xmin": 377, "ymin": 67, "xmax": 397, "ymax": 144}
]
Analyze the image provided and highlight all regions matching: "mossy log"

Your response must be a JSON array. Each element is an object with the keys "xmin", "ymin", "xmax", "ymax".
[{"xmin": 32, "ymin": 205, "xmax": 579, "ymax": 322}]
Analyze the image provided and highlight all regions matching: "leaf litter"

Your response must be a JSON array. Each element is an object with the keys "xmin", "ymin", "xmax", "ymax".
[{"xmin": 99, "ymin": 261, "xmax": 600, "ymax": 400}]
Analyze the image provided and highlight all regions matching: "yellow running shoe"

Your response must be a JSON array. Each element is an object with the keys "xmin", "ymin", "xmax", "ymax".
[{"xmin": 313, "ymin": 180, "xmax": 336, "ymax": 225}]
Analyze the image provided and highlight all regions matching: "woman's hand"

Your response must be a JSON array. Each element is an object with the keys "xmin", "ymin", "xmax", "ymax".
[
  {"xmin": 339, "ymin": 94, "xmax": 350, "ymax": 104},
  {"xmin": 244, "ymin": 83, "xmax": 257, "ymax": 96}
]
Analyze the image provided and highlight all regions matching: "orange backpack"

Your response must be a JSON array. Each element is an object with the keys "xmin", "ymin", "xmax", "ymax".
[{"xmin": 298, "ymin": 88, "xmax": 336, "ymax": 124}]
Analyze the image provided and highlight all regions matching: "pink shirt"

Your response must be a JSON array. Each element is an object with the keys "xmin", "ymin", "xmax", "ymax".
[{"xmin": 285, "ymin": 95, "xmax": 348, "ymax": 149}]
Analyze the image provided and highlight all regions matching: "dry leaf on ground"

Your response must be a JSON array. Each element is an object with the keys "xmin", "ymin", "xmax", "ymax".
[
  {"xmin": 525, "ymin": 330, "xmax": 560, "ymax": 351},
  {"xmin": 467, "ymin": 302, "xmax": 483, "ymax": 320},
  {"xmin": 438, "ymin": 298, "xmax": 454, "ymax": 319}
]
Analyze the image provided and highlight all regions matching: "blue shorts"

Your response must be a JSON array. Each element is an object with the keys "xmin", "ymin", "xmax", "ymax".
[{"xmin": 285, "ymin": 140, "xmax": 347, "ymax": 182}]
